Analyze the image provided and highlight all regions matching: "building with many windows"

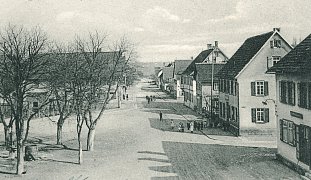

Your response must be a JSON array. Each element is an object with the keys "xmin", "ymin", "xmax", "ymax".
[
  {"xmin": 267, "ymin": 34, "xmax": 311, "ymax": 173},
  {"xmin": 216, "ymin": 28, "xmax": 292, "ymax": 136},
  {"xmin": 181, "ymin": 41, "xmax": 228, "ymax": 110}
]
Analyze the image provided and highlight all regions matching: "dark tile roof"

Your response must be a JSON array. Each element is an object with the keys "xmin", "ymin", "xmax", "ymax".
[
  {"xmin": 195, "ymin": 63, "xmax": 225, "ymax": 83},
  {"xmin": 216, "ymin": 31, "xmax": 274, "ymax": 79},
  {"xmin": 174, "ymin": 60, "xmax": 192, "ymax": 75},
  {"xmin": 267, "ymin": 34, "xmax": 311, "ymax": 74},
  {"xmin": 182, "ymin": 49, "xmax": 214, "ymax": 75}
]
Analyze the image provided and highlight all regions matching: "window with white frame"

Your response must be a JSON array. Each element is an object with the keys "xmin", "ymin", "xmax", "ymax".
[
  {"xmin": 251, "ymin": 108, "xmax": 269, "ymax": 123},
  {"xmin": 256, "ymin": 81, "xmax": 264, "ymax": 96},
  {"xmin": 272, "ymin": 56, "xmax": 281, "ymax": 66},
  {"xmin": 256, "ymin": 108, "xmax": 264, "ymax": 122},
  {"xmin": 213, "ymin": 82, "xmax": 219, "ymax": 91},
  {"xmin": 270, "ymin": 39, "xmax": 282, "ymax": 48},
  {"xmin": 280, "ymin": 119, "xmax": 296, "ymax": 146}
]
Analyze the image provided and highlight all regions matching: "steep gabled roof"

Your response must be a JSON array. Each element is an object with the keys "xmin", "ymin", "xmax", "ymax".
[
  {"xmin": 182, "ymin": 49, "xmax": 214, "ymax": 75},
  {"xmin": 195, "ymin": 63, "xmax": 225, "ymax": 83},
  {"xmin": 267, "ymin": 34, "xmax": 311, "ymax": 74},
  {"xmin": 174, "ymin": 60, "xmax": 192, "ymax": 75},
  {"xmin": 216, "ymin": 31, "xmax": 274, "ymax": 79}
]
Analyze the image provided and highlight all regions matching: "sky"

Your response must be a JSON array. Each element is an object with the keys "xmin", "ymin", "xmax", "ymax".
[{"xmin": 0, "ymin": 0, "xmax": 310, "ymax": 62}]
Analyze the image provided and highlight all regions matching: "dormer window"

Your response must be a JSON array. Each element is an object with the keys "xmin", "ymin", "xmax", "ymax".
[{"xmin": 270, "ymin": 39, "xmax": 282, "ymax": 48}]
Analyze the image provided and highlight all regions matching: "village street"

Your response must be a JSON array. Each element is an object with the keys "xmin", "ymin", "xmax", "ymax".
[{"xmin": 0, "ymin": 79, "xmax": 302, "ymax": 180}]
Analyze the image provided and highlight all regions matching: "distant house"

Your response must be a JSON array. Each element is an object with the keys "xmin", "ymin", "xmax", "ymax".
[
  {"xmin": 159, "ymin": 63, "xmax": 174, "ymax": 92},
  {"xmin": 267, "ymin": 34, "xmax": 311, "ymax": 173},
  {"xmin": 171, "ymin": 60, "xmax": 192, "ymax": 99},
  {"xmin": 216, "ymin": 28, "xmax": 292, "ymax": 136},
  {"xmin": 182, "ymin": 41, "xmax": 228, "ymax": 110},
  {"xmin": 195, "ymin": 63, "xmax": 225, "ymax": 119}
]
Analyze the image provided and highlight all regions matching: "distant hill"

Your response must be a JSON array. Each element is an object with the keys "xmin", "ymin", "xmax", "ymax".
[{"xmin": 137, "ymin": 61, "xmax": 168, "ymax": 77}]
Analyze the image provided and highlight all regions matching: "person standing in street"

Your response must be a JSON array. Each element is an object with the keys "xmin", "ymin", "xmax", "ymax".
[
  {"xmin": 159, "ymin": 111, "xmax": 163, "ymax": 121},
  {"xmin": 170, "ymin": 120, "xmax": 174, "ymax": 130},
  {"xmin": 190, "ymin": 121, "xmax": 194, "ymax": 133},
  {"xmin": 126, "ymin": 94, "xmax": 129, "ymax": 100},
  {"xmin": 187, "ymin": 122, "xmax": 190, "ymax": 130}
]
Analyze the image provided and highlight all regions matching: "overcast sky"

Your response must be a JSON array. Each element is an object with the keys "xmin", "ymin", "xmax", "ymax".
[{"xmin": 1, "ymin": 0, "xmax": 310, "ymax": 62}]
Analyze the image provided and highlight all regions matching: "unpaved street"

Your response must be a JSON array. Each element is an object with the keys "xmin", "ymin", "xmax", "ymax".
[{"xmin": 0, "ymin": 79, "xmax": 301, "ymax": 180}]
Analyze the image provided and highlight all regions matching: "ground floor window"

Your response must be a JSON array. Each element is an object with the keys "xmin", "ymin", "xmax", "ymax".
[
  {"xmin": 251, "ymin": 108, "xmax": 269, "ymax": 123},
  {"xmin": 280, "ymin": 119, "xmax": 296, "ymax": 146}
]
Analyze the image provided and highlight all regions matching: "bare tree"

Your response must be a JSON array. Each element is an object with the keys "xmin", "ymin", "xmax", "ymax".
[
  {"xmin": 0, "ymin": 24, "xmax": 49, "ymax": 175},
  {"xmin": 45, "ymin": 44, "xmax": 75, "ymax": 145},
  {"xmin": 75, "ymin": 32, "xmax": 136, "ymax": 151}
]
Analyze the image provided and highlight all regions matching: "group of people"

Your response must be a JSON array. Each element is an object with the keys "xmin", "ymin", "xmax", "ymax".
[
  {"xmin": 146, "ymin": 95, "xmax": 156, "ymax": 104},
  {"xmin": 159, "ymin": 111, "xmax": 204, "ymax": 133},
  {"xmin": 123, "ymin": 94, "xmax": 129, "ymax": 100}
]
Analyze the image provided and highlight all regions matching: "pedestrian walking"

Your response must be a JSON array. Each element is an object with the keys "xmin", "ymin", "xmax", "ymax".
[
  {"xmin": 150, "ymin": 95, "xmax": 153, "ymax": 102},
  {"xmin": 159, "ymin": 111, "xmax": 163, "ymax": 121},
  {"xmin": 178, "ymin": 122, "xmax": 184, "ymax": 132},
  {"xmin": 187, "ymin": 122, "xmax": 190, "ymax": 130},
  {"xmin": 190, "ymin": 121, "xmax": 194, "ymax": 133},
  {"xmin": 126, "ymin": 94, "xmax": 129, "ymax": 100},
  {"xmin": 170, "ymin": 120, "xmax": 174, "ymax": 130},
  {"xmin": 123, "ymin": 94, "xmax": 125, "ymax": 100}
]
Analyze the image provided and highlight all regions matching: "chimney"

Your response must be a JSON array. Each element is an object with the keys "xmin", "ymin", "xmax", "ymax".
[
  {"xmin": 215, "ymin": 41, "xmax": 218, "ymax": 48},
  {"xmin": 207, "ymin": 44, "xmax": 212, "ymax": 50},
  {"xmin": 273, "ymin": 27, "xmax": 281, "ymax": 32}
]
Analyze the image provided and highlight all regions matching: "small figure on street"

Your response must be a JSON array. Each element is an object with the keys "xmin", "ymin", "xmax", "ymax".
[
  {"xmin": 200, "ymin": 121, "xmax": 204, "ymax": 130},
  {"xmin": 190, "ymin": 121, "xmax": 194, "ymax": 133},
  {"xmin": 126, "ymin": 94, "xmax": 129, "ymax": 100},
  {"xmin": 170, "ymin": 120, "xmax": 174, "ymax": 130},
  {"xmin": 152, "ymin": 95, "xmax": 156, "ymax": 101},
  {"xmin": 123, "ymin": 94, "xmax": 125, "ymax": 100},
  {"xmin": 159, "ymin": 111, "xmax": 163, "ymax": 121},
  {"xmin": 187, "ymin": 122, "xmax": 190, "ymax": 130},
  {"xmin": 178, "ymin": 122, "xmax": 184, "ymax": 132},
  {"xmin": 146, "ymin": 96, "xmax": 150, "ymax": 104},
  {"xmin": 150, "ymin": 95, "xmax": 153, "ymax": 102},
  {"xmin": 194, "ymin": 121, "xmax": 197, "ymax": 131}
]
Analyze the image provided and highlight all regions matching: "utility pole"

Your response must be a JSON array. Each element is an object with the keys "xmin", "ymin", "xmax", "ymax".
[{"xmin": 210, "ymin": 41, "xmax": 217, "ymax": 124}]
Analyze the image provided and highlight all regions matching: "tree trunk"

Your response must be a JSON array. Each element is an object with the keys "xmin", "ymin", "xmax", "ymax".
[
  {"xmin": 56, "ymin": 120, "xmax": 63, "ymax": 145},
  {"xmin": 4, "ymin": 127, "xmax": 9, "ymax": 148},
  {"xmin": 16, "ymin": 139, "xmax": 24, "ymax": 175},
  {"xmin": 87, "ymin": 128, "xmax": 96, "ymax": 151},
  {"xmin": 78, "ymin": 137, "xmax": 83, "ymax": 164}
]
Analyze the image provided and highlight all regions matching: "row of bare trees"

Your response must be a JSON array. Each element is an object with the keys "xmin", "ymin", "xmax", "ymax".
[{"xmin": 0, "ymin": 24, "xmax": 139, "ymax": 174}]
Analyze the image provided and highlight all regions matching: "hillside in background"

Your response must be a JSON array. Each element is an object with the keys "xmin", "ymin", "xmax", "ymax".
[{"xmin": 137, "ymin": 61, "xmax": 167, "ymax": 77}]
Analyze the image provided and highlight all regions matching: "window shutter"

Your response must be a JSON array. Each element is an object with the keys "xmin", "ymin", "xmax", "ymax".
[
  {"xmin": 280, "ymin": 119, "xmax": 283, "ymax": 141},
  {"xmin": 270, "ymin": 40, "xmax": 274, "ymax": 48},
  {"xmin": 251, "ymin": 82, "xmax": 256, "ymax": 96},
  {"xmin": 293, "ymin": 123, "xmax": 296, "ymax": 147},
  {"xmin": 251, "ymin": 108, "xmax": 256, "ymax": 123},
  {"xmin": 277, "ymin": 40, "xmax": 282, "ymax": 48},
  {"xmin": 297, "ymin": 83, "xmax": 301, "ymax": 107},
  {"xmin": 264, "ymin": 108, "xmax": 269, "ymax": 123},
  {"xmin": 292, "ymin": 82, "xmax": 296, "ymax": 105},
  {"xmin": 264, "ymin": 81, "xmax": 269, "ymax": 96}
]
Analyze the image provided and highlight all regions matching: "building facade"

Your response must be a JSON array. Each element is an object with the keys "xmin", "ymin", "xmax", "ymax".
[
  {"xmin": 182, "ymin": 41, "xmax": 228, "ymax": 110},
  {"xmin": 217, "ymin": 28, "xmax": 292, "ymax": 136},
  {"xmin": 267, "ymin": 34, "xmax": 311, "ymax": 172}
]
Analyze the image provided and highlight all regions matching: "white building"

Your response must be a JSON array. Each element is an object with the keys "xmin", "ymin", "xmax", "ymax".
[
  {"xmin": 267, "ymin": 34, "xmax": 311, "ymax": 173},
  {"xmin": 217, "ymin": 28, "xmax": 292, "ymax": 136}
]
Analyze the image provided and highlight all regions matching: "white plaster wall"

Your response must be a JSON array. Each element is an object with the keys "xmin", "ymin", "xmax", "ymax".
[
  {"xmin": 276, "ymin": 73, "xmax": 311, "ymax": 170},
  {"xmin": 238, "ymin": 33, "xmax": 292, "ymax": 131}
]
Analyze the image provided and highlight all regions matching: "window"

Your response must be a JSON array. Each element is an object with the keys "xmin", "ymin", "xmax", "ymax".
[
  {"xmin": 213, "ymin": 82, "xmax": 219, "ymax": 91},
  {"xmin": 270, "ymin": 39, "xmax": 282, "ymax": 48},
  {"xmin": 272, "ymin": 56, "xmax": 281, "ymax": 66},
  {"xmin": 230, "ymin": 80, "xmax": 234, "ymax": 95},
  {"xmin": 298, "ymin": 82, "xmax": 308, "ymax": 108},
  {"xmin": 33, "ymin": 102, "xmax": 39, "ymax": 108},
  {"xmin": 251, "ymin": 108, "xmax": 269, "ymax": 123},
  {"xmin": 280, "ymin": 81, "xmax": 295, "ymax": 105},
  {"xmin": 280, "ymin": 119, "xmax": 296, "ymax": 146},
  {"xmin": 251, "ymin": 81, "xmax": 268, "ymax": 96}
]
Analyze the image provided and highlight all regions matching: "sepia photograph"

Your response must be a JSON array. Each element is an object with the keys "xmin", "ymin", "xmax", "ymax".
[{"xmin": 0, "ymin": 0, "xmax": 310, "ymax": 179}]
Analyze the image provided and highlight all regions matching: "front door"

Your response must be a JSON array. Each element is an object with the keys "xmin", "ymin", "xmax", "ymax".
[{"xmin": 299, "ymin": 125, "xmax": 311, "ymax": 168}]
